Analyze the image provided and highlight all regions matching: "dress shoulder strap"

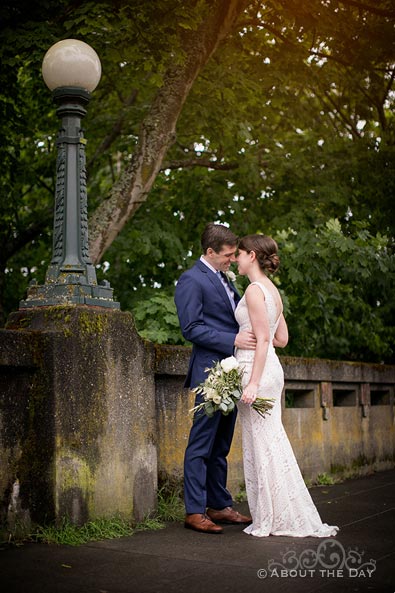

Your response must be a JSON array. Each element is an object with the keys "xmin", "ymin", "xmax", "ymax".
[
  {"xmin": 249, "ymin": 281, "xmax": 283, "ymax": 323},
  {"xmin": 249, "ymin": 281, "xmax": 268, "ymax": 296}
]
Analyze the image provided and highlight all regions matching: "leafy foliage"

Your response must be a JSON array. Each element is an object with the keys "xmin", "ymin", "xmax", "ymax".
[
  {"xmin": 276, "ymin": 219, "xmax": 394, "ymax": 363},
  {"xmin": 0, "ymin": 0, "xmax": 394, "ymax": 363},
  {"xmin": 132, "ymin": 291, "xmax": 185, "ymax": 345}
]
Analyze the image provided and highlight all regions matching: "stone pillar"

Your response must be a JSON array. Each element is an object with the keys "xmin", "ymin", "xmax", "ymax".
[{"xmin": 4, "ymin": 306, "xmax": 157, "ymax": 526}]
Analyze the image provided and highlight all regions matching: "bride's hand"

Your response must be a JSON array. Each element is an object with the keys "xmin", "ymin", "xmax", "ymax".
[{"xmin": 241, "ymin": 383, "xmax": 259, "ymax": 405}]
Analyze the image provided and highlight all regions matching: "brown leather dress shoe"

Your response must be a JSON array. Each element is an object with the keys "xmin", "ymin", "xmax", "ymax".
[
  {"xmin": 184, "ymin": 513, "xmax": 223, "ymax": 534},
  {"xmin": 206, "ymin": 506, "xmax": 252, "ymax": 525}
]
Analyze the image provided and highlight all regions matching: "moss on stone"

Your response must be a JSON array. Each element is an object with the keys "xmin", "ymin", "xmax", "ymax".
[{"xmin": 78, "ymin": 311, "xmax": 108, "ymax": 335}]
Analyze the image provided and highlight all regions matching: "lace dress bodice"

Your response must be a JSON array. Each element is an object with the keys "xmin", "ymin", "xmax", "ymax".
[
  {"xmin": 235, "ymin": 282, "xmax": 284, "ymax": 415},
  {"xmin": 234, "ymin": 282, "xmax": 338, "ymax": 538},
  {"xmin": 236, "ymin": 281, "xmax": 280, "ymax": 338}
]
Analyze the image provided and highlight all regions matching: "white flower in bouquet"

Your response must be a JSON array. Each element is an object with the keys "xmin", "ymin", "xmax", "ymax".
[
  {"xmin": 190, "ymin": 356, "xmax": 274, "ymax": 420},
  {"xmin": 220, "ymin": 356, "xmax": 239, "ymax": 372}
]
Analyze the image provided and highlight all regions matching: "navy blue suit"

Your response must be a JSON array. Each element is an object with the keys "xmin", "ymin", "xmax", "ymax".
[{"xmin": 175, "ymin": 259, "xmax": 241, "ymax": 513}]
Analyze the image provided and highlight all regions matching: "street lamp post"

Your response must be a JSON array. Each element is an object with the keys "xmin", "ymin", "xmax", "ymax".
[{"xmin": 20, "ymin": 39, "xmax": 119, "ymax": 309}]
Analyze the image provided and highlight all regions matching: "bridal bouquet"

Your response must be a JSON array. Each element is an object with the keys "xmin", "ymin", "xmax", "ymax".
[{"xmin": 190, "ymin": 356, "xmax": 274, "ymax": 419}]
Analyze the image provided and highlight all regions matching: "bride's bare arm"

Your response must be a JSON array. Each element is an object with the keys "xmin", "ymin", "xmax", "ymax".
[
  {"xmin": 273, "ymin": 314, "xmax": 288, "ymax": 348},
  {"xmin": 241, "ymin": 285, "xmax": 270, "ymax": 405}
]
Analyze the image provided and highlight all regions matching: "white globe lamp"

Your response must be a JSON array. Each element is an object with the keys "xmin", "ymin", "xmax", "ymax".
[{"xmin": 42, "ymin": 39, "xmax": 101, "ymax": 92}]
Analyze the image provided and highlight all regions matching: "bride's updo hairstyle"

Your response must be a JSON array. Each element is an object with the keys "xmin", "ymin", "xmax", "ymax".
[{"xmin": 238, "ymin": 234, "xmax": 280, "ymax": 274}]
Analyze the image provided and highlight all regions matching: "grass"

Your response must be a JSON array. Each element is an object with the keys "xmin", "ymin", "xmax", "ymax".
[
  {"xmin": 156, "ymin": 480, "xmax": 185, "ymax": 522},
  {"xmin": 23, "ymin": 479, "xmax": 184, "ymax": 546},
  {"xmin": 34, "ymin": 516, "xmax": 136, "ymax": 546},
  {"xmin": 315, "ymin": 472, "xmax": 336, "ymax": 486},
  {"xmin": 32, "ymin": 514, "xmax": 168, "ymax": 546}
]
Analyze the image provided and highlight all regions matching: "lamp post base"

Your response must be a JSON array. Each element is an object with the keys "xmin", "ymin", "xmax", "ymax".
[{"xmin": 19, "ymin": 277, "xmax": 120, "ymax": 309}]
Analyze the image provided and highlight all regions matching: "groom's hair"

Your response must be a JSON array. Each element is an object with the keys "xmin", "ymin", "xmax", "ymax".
[{"xmin": 201, "ymin": 223, "xmax": 238, "ymax": 254}]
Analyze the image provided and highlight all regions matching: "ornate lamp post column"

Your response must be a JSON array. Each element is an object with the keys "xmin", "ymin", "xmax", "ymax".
[{"xmin": 20, "ymin": 39, "xmax": 119, "ymax": 309}]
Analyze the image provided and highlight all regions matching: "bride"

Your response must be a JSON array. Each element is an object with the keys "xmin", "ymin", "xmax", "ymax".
[{"xmin": 235, "ymin": 234, "xmax": 338, "ymax": 538}]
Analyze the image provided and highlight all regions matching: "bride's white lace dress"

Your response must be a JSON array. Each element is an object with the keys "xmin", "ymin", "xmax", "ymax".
[{"xmin": 235, "ymin": 282, "xmax": 339, "ymax": 537}]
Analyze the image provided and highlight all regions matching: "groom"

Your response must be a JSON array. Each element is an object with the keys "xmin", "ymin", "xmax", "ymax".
[{"xmin": 175, "ymin": 223, "xmax": 255, "ymax": 533}]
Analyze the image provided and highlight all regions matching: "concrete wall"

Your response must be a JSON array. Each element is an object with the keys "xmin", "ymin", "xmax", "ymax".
[
  {"xmin": 154, "ymin": 345, "xmax": 395, "ymax": 494},
  {"xmin": 1, "ymin": 307, "xmax": 157, "ymax": 531}
]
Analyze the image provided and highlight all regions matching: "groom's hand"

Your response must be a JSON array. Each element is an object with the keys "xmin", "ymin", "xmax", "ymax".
[{"xmin": 234, "ymin": 330, "xmax": 256, "ymax": 350}]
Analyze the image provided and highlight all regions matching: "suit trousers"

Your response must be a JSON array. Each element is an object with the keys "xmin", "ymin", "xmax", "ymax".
[{"xmin": 183, "ymin": 404, "xmax": 237, "ymax": 514}]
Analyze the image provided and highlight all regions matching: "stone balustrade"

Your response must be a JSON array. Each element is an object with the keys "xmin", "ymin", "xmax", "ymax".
[{"xmin": 154, "ymin": 345, "xmax": 395, "ymax": 493}]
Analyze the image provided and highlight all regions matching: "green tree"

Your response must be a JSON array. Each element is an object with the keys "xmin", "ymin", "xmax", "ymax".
[
  {"xmin": 0, "ymin": 0, "xmax": 394, "ymax": 363},
  {"xmin": 275, "ymin": 219, "xmax": 394, "ymax": 363}
]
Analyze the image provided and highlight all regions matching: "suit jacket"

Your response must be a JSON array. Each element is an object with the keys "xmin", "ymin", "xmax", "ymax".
[{"xmin": 175, "ymin": 259, "xmax": 241, "ymax": 388}]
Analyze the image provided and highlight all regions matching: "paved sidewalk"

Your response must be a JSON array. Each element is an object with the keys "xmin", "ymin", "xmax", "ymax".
[{"xmin": 1, "ymin": 469, "xmax": 394, "ymax": 593}]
